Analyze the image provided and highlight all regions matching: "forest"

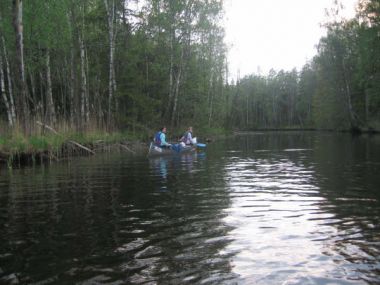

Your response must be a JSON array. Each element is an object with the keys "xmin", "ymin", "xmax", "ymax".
[
  {"xmin": 0, "ymin": 0, "xmax": 379, "ymax": 145},
  {"xmin": 229, "ymin": 0, "xmax": 380, "ymax": 132}
]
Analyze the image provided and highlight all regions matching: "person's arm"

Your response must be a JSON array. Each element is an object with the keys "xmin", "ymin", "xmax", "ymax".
[{"xmin": 160, "ymin": 133, "xmax": 171, "ymax": 146}]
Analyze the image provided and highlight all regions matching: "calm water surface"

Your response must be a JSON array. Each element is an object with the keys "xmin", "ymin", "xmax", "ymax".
[{"xmin": 0, "ymin": 132, "xmax": 379, "ymax": 284}]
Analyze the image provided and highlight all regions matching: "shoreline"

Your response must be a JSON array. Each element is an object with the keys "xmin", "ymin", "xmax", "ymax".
[
  {"xmin": 233, "ymin": 127, "xmax": 380, "ymax": 135},
  {"xmin": 0, "ymin": 140, "xmax": 149, "ymax": 168},
  {"xmin": 2, "ymin": 127, "xmax": 378, "ymax": 168}
]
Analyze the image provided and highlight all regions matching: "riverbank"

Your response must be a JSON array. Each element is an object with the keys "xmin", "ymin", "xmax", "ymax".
[
  {"xmin": 0, "ymin": 126, "xmax": 228, "ymax": 168},
  {"xmin": 233, "ymin": 126, "xmax": 380, "ymax": 135},
  {"xmin": 0, "ymin": 130, "xmax": 148, "ymax": 168}
]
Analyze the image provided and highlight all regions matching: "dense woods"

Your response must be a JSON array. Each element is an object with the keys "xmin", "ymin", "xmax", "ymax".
[
  {"xmin": 0, "ymin": 0, "xmax": 379, "ymax": 138},
  {"xmin": 0, "ymin": 0, "xmax": 226, "ymax": 135},
  {"xmin": 230, "ymin": 0, "xmax": 380, "ymax": 132}
]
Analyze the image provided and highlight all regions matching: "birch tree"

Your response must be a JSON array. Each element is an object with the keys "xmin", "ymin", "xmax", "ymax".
[
  {"xmin": 0, "ymin": 46, "xmax": 13, "ymax": 126},
  {"xmin": 13, "ymin": 0, "xmax": 29, "ymax": 129},
  {"xmin": 104, "ymin": 0, "xmax": 117, "ymax": 129},
  {"xmin": 45, "ymin": 49, "xmax": 56, "ymax": 125},
  {"xmin": 0, "ymin": 12, "xmax": 16, "ymax": 126}
]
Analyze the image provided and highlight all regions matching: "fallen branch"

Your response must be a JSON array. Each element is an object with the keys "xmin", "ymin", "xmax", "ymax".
[
  {"xmin": 68, "ymin": 140, "xmax": 95, "ymax": 155},
  {"xmin": 36, "ymin": 121, "xmax": 59, "ymax": 135},
  {"xmin": 36, "ymin": 121, "xmax": 95, "ymax": 155}
]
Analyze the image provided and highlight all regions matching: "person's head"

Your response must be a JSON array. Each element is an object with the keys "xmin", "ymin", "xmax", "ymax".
[
  {"xmin": 161, "ymin": 127, "xmax": 167, "ymax": 133},
  {"xmin": 188, "ymin": 126, "xmax": 193, "ymax": 132}
]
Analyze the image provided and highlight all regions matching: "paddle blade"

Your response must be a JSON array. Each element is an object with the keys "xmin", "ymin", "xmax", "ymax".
[{"xmin": 197, "ymin": 143, "xmax": 206, "ymax": 148}]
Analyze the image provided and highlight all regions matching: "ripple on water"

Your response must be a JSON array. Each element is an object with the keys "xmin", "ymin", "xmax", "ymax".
[
  {"xmin": 1, "ymin": 136, "xmax": 380, "ymax": 284},
  {"xmin": 218, "ymin": 153, "xmax": 379, "ymax": 284}
]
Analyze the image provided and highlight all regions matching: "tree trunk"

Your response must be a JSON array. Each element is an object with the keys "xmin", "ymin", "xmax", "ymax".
[
  {"xmin": 207, "ymin": 71, "xmax": 214, "ymax": 127},
  {"xmin": 246, "ymin": 91, "xmax": 249, "ymax": 127},
  {"xmin": 342, "ymin": 59, "xmax": 356, "ymax": 128},
  {"xmin": 94, "ymin": 75, "xmax": 104, "ymax": 128},
  {"xmin": 13, "ymin": 0, "xmax": 30, "ymax": 131},
  {"xmin": 3, "ymin": 43, "xmax": 16, "ymax": 125},
  {"xmin": 208, "ymin": 88, "xmax": 215, "ymax": 128},
  {"xmin": 28, "ymin": 69, "xmax": 36, "ymax": 110},
  {"xmin": 79, "ymin": 34, "xmax": 86, "ymax": 129},
  {"xmin": 167, "ymin": 29, "xmax": 174, "ymax": 119},
  {"xmin": 0, "ymin": 13, "xmax": 16, "ymax": 126},
  {"xmin": 272, "ymin": 92, "xmax": 276, "ymax": 126},
  {"xmin": 39, "ymin": 71, "xmax": 45, "ymax": 121},
  {"xmin": 0, "ymin": 50, "xmax": 14, "ymax": 126},
  {"xmin": 45, "ymin": 49, "xmax": 56, "ymax": 125},
  {"xmin": 104, "ymin": 0, "xmax": 116, "ymax": 129},
  {"xmin": 66, "ymin": 9, "xmax": 76, "ymax": 128},
  {"xmin": 85, "ymin": 45, "xmax": 90, "ymax": 123},
  {"xmin": 69, "ymin": 46, "xmax": 76, "ymax": 127},
  {"xmin": 365, "ymin": 87, "xmax": 369, "ymax": 124},
  {"xmin": 170, "ymin": 47, "xmax": 184, "ymax": 126}
]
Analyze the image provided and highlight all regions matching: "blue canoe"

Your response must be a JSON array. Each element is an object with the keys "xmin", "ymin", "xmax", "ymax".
[{"xmin": 148, "ymin": 143, "xmax": 197, "ymax": 157}]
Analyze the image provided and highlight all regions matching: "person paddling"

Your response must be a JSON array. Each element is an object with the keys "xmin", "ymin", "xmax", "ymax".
[
  {"xmin": 180, "ymin": 126, "xmax": 196, "ymax": 145},
  {"xmin": 154, "ymin": 127, "xmax": 171, "ymax": 148}
]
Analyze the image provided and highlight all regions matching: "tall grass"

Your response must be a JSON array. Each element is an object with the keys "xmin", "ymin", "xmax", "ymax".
[
  {"xmin": 0, "ymin": 125, "xmax": 149, "ymax": 156},
  {"xmin": 0, "ymin": 119, "xmax": 232, "ymax": 158}
]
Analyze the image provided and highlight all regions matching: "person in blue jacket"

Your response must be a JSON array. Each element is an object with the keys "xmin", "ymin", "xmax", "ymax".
[{"xmin": 154, "ymin": 127, "xmax": 172, "ymax": 148}]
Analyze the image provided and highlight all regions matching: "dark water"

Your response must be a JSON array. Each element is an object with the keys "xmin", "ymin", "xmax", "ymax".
[{"xmin": 0, "ymin": 132, "xmax": 380, "ymax": 285}]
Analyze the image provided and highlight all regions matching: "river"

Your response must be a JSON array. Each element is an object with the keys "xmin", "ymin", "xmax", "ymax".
[{"xmin": 0, "ymin": 132, "xmax": 379, "ymax": 284}]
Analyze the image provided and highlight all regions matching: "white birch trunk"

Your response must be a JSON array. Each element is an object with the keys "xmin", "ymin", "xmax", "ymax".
[
  {"xmin": 170, "ymin": 47, "xmax": 184, "ymax": 125},
  {"xmin": 66, "ymin": 11, "xmax": 76, "ymax": 127},
  {"xmin": 69, "ymin": 46, "xmax": 75, "ymax": 127},
  {"xmin": 13, "ymin": 0, "xmax": 29, "ymax": 127},
  {"xmin": 46, "ymin": 49, "xmax": 56, "ymax": 125},
  {"xmin": 104, "ymin": 0, "xmax": 116, "ymax": 128},
  {"xmin": 79, "ymin": 34, "xmax": 86, "ymax": 127},
  {"xmin": 0, "ymin": 13, "xmax": 15, "ymax": 126},
  {"xmin": 168, "ymin": 30, "xmax": 174, "ymax": 102},
  {"xmin": 207, "ymin": 71, "xmax": 214, "ymax": 126},
  {"xmin": 0, "ymin": 51, "xmax": 13, "ymax": 126},
  {"xmin": 3, "ymin": 43, "xmax": 16, "ymax": 124},
  {"xmin": 85, "ymin": 45, "xmax": 90, "ymax": 123}
]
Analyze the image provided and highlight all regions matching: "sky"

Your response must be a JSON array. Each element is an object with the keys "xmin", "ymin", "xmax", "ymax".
[{"xmin": 224, "ymin": 0, "xmax": 358, "ymax": 78}]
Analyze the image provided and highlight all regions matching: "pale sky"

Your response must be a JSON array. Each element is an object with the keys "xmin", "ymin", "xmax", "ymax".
[{"xmin": 224, "ymin": 0, "xmax": 358, "ymax": 78}]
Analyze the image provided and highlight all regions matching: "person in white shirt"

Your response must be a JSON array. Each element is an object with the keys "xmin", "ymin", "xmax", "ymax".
[{"xmin": 180, "ymin": 126, "xmax": 194, "ymax": 145}]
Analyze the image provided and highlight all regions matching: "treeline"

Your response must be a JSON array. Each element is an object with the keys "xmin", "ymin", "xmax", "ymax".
[
  {"xmin": 230, "ymin": 0, "xmax": 380, "ymax": 132},
  {"xmin": 0, "ymin": 0, "xmax": 226, "ymax": 134},
  {"xmin": 0, "ymin": 0, "xmax": 379, "ymax": 136}
]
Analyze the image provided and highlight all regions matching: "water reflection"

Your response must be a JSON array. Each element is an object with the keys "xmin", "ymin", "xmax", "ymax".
[
  {"xmin": 0, "ymin": 133, "xmax": 379, "ymax": 284},
  {"xmin": 148, "ymin": 153, "xmax": 205, "ymax": 192},
  {"xmin": 0, "ymin": 151, "xmax": 234, "ymax": 284},
  {"xmin": 223, "ymin": 156, "xmax": 338, "ymax": 284},
  {"xmin": 149, "ymin": 157, "xmax": 169, "ymax": 191},
  {"xmin": 220, "ymin": 133, "xmax": 380, "ymax": 284}
]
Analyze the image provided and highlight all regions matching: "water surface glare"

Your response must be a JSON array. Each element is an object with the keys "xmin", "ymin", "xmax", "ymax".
[{"xmin": 0, "ymin": 132, "xmax": 379, "ymax": 284}]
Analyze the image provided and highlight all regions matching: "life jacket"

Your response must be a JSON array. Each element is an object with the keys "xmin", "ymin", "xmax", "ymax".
[
  {"xmin": 154, "ymin": 131, "xmax": 162, "ymax": 146},
  {"xmin": 181, "ymin": 131, "xmax": 192, "ymax": 144}
]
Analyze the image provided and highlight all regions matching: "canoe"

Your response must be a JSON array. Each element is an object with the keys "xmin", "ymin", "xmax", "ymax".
[{"xmin": 148, "ymin": 143, "xmax": 196, "ymax": 157}]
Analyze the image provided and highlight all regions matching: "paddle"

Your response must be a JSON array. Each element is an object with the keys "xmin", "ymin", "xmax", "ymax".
[{"xmin": 196, "ymin": 143, "xmax": 206, "ymax": 148}]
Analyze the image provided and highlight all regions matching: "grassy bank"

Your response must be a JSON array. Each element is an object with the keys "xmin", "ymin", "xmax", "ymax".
[
  {"xmin": 0, "ymin": 129, "xmax": 150, "ymax": 167},
  {"xmin": 0, "ymin": 125, "xmax": 230, "ymax": 168}
]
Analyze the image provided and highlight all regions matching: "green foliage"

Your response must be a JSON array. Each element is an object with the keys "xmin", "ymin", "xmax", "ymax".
[
  {"xmin": 0, "ymin": 0, "xmax": 379, "ymax": 138},
  {"xmin": 29, "ymin": 136, "xmax": 50, "ymax": 151},
  {"xmin": 228, "ymin": 0, "xmax": 380, "ymax": 131}
]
